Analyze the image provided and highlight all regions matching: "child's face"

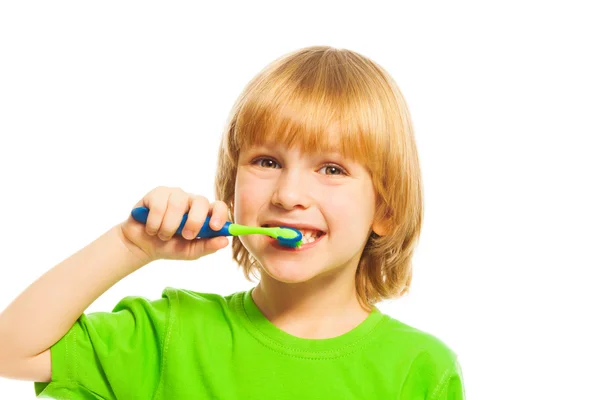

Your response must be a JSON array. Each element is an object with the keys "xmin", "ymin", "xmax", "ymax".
[{"xmin": 233, "ymin": 141, "xmax": 381, "ymax": 284}]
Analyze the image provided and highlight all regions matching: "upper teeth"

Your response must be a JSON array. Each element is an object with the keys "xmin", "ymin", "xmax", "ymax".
[{"xmin": 299, "ymin": 229, "xmax": 320, "ymax": 238}]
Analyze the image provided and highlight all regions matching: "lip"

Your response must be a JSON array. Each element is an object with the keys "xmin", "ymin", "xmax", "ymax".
[{"xmin": 266, "ymin": 233, "xmax": 326, "ymax": 251}]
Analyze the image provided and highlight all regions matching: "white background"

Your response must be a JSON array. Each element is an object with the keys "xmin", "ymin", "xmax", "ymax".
[{"xmin": 1, "ymin": 1, "xmax": 599, "ymax": 398}]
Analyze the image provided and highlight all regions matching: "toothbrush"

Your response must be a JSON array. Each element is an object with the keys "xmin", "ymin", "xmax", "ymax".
[{"xmin": 130, "ymin": 206, "xmax": 303, "ymax": 248}]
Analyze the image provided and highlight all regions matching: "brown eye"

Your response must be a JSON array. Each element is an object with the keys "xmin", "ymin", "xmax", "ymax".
[
  {"xmin": 256, "ymin": 158, "xmax": 280, "ymax": 169},
  {"xmin": 319, "ymin": 164, "xmax": 347, "ymax": 176}
]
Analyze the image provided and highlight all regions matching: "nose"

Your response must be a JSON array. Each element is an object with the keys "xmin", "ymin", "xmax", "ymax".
[{"xmin": 271, "ymin": 168, "xmax": 313, "ymax": 211}]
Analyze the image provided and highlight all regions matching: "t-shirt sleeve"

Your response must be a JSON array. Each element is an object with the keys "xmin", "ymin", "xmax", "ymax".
[
  {"xmin": 430, "ymin": 357, "xmax": 465, "ymax": 400},
  {"xmin": 33, "ymin": 293, "xmax": 171, "ymax": 399},
  {"xmin": 398, "ymin": 331, "xmax": 466, "ymax": 400}
]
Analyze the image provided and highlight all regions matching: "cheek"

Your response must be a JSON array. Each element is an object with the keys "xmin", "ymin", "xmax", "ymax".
[
  {"xmin": 234, "ymin": 175, "xmax": 265, "ymax": 224},
  {"xmin": 326, "ymin": 187, "xmax": 373, "ymax": 217},
  {"xmin": 324, "ymin": 186, "xmax": 377, "ymax": 235},
  {"xmin": 320, "ymin": 194, "xmax": 360, "ymax": 240}
]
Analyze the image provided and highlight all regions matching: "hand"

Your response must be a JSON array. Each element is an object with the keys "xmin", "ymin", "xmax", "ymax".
[{"xmin": 119, "ymin": 186, "xmax": 230, "ymax": 263}]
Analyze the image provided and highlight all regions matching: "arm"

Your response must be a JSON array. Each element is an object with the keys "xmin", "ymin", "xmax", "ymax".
[
  {"xmin": 0, "ymin": 187, "xmax": 229, "ymax": 383},
  {"xmin": 0, "ymin": 224, "xmax": 148, "ymax": 382}
]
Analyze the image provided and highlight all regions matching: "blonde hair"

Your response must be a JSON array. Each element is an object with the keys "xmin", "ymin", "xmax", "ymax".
[{"xmin": 215, "ymin": 46, "xmax": 423, "ymax": 307}]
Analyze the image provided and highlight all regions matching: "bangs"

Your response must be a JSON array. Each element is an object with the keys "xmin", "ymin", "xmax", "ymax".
[{"xmin": 229, "ymin": 50, "xmax": 389, "ymax": 169}]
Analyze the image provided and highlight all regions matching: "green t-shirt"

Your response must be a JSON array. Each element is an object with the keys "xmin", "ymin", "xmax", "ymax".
[{"xmin": 34, "ymin": 287, "xmax": 464, "ymax": 399}]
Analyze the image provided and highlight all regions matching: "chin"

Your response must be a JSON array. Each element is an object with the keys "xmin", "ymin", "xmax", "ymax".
[{"xmin": 257, "ymin": 259, "xmax": 321, "ymax": 284}]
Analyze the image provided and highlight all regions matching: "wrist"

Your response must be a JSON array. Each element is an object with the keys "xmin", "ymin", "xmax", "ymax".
[{"xmin": 112, "ymin": 224, "xmax": 153, "ymax": 271}]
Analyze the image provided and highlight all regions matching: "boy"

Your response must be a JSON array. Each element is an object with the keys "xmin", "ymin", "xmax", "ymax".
[{"xmin": 0, "ymin": 45, "xmax": 464, "ymax": 399}]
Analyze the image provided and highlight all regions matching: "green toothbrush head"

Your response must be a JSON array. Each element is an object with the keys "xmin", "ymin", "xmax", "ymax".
[{"xmin": 272, "ymin": 226, "xmax": 303, "ymax": 248}]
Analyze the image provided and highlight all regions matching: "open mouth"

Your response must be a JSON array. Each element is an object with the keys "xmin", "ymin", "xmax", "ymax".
[{"xmin": 263, "ymin": 225, "xmax": 325, "ymax": 245}]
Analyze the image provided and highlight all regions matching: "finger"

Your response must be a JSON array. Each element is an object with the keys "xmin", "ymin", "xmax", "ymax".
[
  {"xmin": 181, "ymin": 195, "xmax": 209, "ymax": 240},
  {"xmin": 158, "ymin": 190, "xmax": 190, "ymax": 241},
  {"xmin": 143, "ymin": 187, "xmax": 171, "ymax": 236},
  {"xmin": 207, "ymin": 200, "xmax": 229, "ymax": 231}
]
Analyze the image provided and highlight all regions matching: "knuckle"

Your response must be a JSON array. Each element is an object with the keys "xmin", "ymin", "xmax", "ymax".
[
  {"xmin": 214, "ymin": 200, "xmax": 229, "ymax": 219},
  {"xmin": 169, "ymin": 195, "xmax": 189, "ymax": 213},
  {"xmin": 194, "ymin": 195, "xmax": 209, "ymax": 206}
]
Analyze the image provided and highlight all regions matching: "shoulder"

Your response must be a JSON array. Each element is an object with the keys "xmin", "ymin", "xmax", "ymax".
[
  {"xmin": 376, "ymin": 313, "xmax": 464, "ymax": 396},
  {"xmin": 110, "ymin": 290, "xmax": 171, "ymax": 314},
  {"xmin": 94, "ymin": 287, "xmax": 243, "ymax": 331},
  {"xmin": 380, "ymin": 314, "xmax": 458, "ymax": 362},
  {"xmin": 160, "ymin": 286, "xmax": 244, "ymax": 306},
  {"xmin": 159, "ymin": 287, "xmax": 246, "ymax": 318}
]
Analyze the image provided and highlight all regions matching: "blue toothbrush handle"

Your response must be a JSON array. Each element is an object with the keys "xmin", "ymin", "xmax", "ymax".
[{"xmin": 131, "ymin": 206, "xmax": 232, "ymax": 238}]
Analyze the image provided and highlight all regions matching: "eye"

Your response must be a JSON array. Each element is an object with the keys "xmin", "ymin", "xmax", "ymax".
[
  {"xmin": 318, "ymin": 164, "xmax": 347, "ymax": 176},
  {"xmin": 253, "ymin": 157, "xmax": 281, "ymax": 169}
]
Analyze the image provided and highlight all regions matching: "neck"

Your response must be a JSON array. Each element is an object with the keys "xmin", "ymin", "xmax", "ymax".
[{"xmin": 251, "ymin": 268, "xmax": 372, "ymax": 339}]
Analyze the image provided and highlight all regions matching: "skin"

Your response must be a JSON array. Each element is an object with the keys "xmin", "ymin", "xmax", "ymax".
[{"xmin": 234, "ymin": 142, "xmax": 386, "ymax": 339}]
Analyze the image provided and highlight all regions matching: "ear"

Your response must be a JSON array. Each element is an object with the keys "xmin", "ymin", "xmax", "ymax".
[
  {"xmin": 371, "ymin": 196, "xmax": 390, "ymax": 236},
  {"xmin": 372, "ymin": 218, "xmax": 389, "ymax": 236}
]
